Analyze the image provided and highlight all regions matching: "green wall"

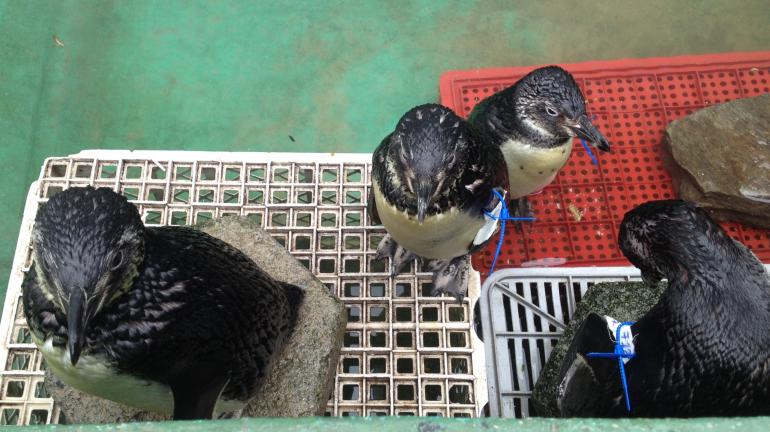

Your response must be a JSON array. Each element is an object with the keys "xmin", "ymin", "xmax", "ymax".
[{"xmin": 2, "ymin": 0, "xmax": 770, "ymax": 298}]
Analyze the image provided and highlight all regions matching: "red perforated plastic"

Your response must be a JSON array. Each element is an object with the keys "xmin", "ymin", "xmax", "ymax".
[{"xmin": 439, "ymin": 52, "xmax": 770, "ymax": 273}]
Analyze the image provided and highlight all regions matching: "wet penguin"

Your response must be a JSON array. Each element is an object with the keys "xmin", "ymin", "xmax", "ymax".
[
  {"xmin": 556, "ymin": 200, "xmax": 770, "ymax": 417},
  {"xmin": 469, "ymin": 66, "xmax": 610, "ymax": 217},
  {"xmin": 369, "ymin": 103, "xmax": 508, "ymax": 299},
  {"xmin": 22, "ymin": 186, "xmax": 303, "ymax": 420}
]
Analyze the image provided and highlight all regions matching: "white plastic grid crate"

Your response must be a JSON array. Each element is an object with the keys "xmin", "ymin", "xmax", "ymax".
[
  {"xmin": 479, "ymin": 267, "xmax": 644, "ymax": 418},
  {"xmin": 478, "ymin": 265, "xmax": 770, "ymax": 418},
  {"xmin": 0, "ymin": 150, "xmax": 488, "ymax": 425}
]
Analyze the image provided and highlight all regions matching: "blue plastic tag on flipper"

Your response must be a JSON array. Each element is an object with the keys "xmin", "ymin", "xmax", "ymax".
[{"xmin": 605, "ymin": 316, "xmax": 635, "ymax": 364}]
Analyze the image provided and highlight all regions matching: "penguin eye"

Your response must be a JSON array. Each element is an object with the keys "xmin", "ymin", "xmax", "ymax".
[
  {"xmin": 545, "ymin": 106, "xmax": 559, "ymax": 117},
  {"xmin": 110, "ymin": 251, "xmax": 124, "ymax": 270}
]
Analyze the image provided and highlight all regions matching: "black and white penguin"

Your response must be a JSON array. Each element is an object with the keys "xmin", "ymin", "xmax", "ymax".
[
  {"xmin": 22, "ymin": 186, "xmax": 303, "ymax": 420},
  {"xmin": 469, "ymin": 66, "xmax": 610, "ymax": 217},
  {"xmin": 556, "ymin": 200, "xmax": 770, "ymax": 417},
  {"xmin": 369, "ymin": 103, "xmax": 508, "ymax": 299}
]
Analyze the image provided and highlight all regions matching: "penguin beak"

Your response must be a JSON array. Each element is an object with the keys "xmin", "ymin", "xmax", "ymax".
[
  {"xmin": 570, "ymin": 116, "xmax": 610, "ymax": 152},
  {"xmin": 415, "ymin": 182, "xmax": 432, "ymax": 225},
  {"xmin": 66, "ymin": 288, "xmax": 88, "ymax": 366}
]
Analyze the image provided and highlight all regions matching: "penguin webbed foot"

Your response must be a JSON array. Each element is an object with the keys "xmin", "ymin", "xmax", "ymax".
[
  {"xmin": 427, "ymin": 255, "xmax": 470, "ymax": 302},
  {"xmin": 375, "ymin": 234, "xmax": 418, "ymax": 275},
  {"xmin": 216, "ymin": 409, "xmax": 243, "ymax": 420},
  {"xmin": 509, "ymin": 197, "xmax": 534, "ymax": 233}
]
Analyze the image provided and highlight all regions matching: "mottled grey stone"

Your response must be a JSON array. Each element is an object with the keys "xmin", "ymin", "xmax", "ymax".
[
  {"xmin": 44, "ymin": 369, "xmax": 166, "ymax": 423},
  {"xmin": 531, "ymin": 281, "xmax": 666, "ymax": 417},
  {"xmin": 665, "ymin": 94, "xmax": 770, "ymax": 229},
  {"xmin": 46, "ymin": 216, "xmax": 346, "ymax": 423}
]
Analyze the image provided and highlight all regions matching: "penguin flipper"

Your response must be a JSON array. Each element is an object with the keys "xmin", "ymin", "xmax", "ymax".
[
  {"xmin": 557, "ymin": 353, "xmax": 602, "ymax": 417},
  {"xmin": 428, "ymin": 255, "xmax": 470, "ymax": 301},
  {"xmin": 375, "ymin": 234, "xmax": 417, "ymax": 275},
  {"xmin": 171, "ymin": 370, "xmax": 230, "ymax": 420},
  {"xmin": 367, "ymin": 186, "xmax": 382, "ymax": 225},
  {"xmin": 556, "ymin": 313, "xmax": 617, "ymax": 417}
]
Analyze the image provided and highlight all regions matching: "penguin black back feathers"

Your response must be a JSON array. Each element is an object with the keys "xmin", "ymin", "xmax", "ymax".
[
  {"xmin": 23, "ymin": 186, "xmax": 303, "ymax": 420},
  {"xmin": 557, "ymin": 200, "xmax": 770, "ymax": 417}
]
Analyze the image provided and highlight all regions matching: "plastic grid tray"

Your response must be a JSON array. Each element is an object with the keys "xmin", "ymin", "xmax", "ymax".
[
  {"xmin": 479, "ymin": 265, "xmax": 770, "ymax": 418},
  {"xmin": 440, "ymin": 52, "xmax": 770, "ymax": 274},
  {"xmin": 0, "ymin": 150, "xmax": 488, "ymax": 425}
]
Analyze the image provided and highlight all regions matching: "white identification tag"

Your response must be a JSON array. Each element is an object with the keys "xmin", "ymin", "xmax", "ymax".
[
  {"xmin": 605, "ymin": 316, "xmax": 635, "ymax": 364},
  {"xmin": 474, "ymin": 200, "xmax": 503, "ymax": 246}
]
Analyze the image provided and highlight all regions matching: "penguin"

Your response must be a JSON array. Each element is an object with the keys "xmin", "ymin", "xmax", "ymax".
[
  {"xmin": 469, "ymin": 66, "xmax": 610, "ymax": 218},
  {"xmin": 556, "ymin": 199, "xmax": 770, "ymax": 417},
  {"xmin": 369, "ymin": 103, "xmax": 508, "ymax": 299},
  {"xmin": 22, "ymin": 186, "xmax": 303, "ymax": 420}
]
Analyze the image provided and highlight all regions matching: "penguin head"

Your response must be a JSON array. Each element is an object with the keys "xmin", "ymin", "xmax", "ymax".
[
  {"xmin": 32, "ymin": 186, "xmax": 145, "ymax": 365},
  {"xmin": 619, "ymin": 199, "xmax": 726, "ymax": 286},
  {"xmin": 513, "ymin": 66, "xmax": 610, "ymax": 151},
  {"xmin": 390, "ymin": 104, "xmax": 466, "ymax": 223}
]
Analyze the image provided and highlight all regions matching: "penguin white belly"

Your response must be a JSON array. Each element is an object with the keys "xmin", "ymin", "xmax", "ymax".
[
  {"xmin": 34, "ymin": 335, "xmax": 244, "ymax": 415},
  {"xmin": 501, "ymin": 138, "xmax": 573, "ymax": 198},
  {"xmin": 373, "ymin": 179, "xmax": 483, "ymax": 260}
]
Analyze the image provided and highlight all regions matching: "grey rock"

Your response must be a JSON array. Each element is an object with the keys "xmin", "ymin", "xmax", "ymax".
[
  {"xmin": 43, "ymin": 369, "xmax": 166, "ymax": 423},
  {"xmin": 665, "ymin": 94, "xmax": 770, "ymax": 229},
  {"xmin": 531, "ymin": 281, "xmax": 666, "ymax": 417},
  {"xmin": 45, "ymin": 216, "xmax": 346, "ymax": 423}
]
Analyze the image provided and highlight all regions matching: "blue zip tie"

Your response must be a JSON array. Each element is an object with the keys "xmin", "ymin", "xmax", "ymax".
[
  {"xmin": 587, "ymin": 321, "xmax": 636, "ymax": 412},
  {"xmin": 580, "ymin": 138, "xmax": 599, "ymax": 166},
  {"xmin": 580, "ymin": 114, "xmax": 600, "ymax": 166},
  {"xmin": 483, "ymin": 189, "xmax": 536, "ymax": 276}
]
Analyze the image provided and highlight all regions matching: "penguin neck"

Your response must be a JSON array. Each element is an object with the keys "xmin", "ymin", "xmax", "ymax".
[{"xmin": 515, "ymin": 115, "xmax": 570, "ymax": 149}]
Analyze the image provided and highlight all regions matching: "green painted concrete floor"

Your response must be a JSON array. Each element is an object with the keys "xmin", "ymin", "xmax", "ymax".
[{"xmin": 2, "ymin": 0, "xmax": 770, "ymax": 300}]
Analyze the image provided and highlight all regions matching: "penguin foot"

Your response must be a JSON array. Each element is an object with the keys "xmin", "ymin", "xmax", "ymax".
[
  {"xmin": 419, "ymin": 258, "xmax": 444, "ymax": 273},
  {"xmin": 509, "ymin": 197, "xmax": 534, "ymax": 233},
  {"xmin": 375, "ymin": 234, "xmax": 418, "ymax": 275},
  {"xmin": 216, "ymin": 409, "xmax": 243, "ymax": 419},
  {"xmin": 429, "ymin": 255, "xmax": 470, "ymax": 302}
]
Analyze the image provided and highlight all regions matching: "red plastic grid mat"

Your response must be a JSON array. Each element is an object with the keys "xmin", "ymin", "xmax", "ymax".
[{"xmin": 439, "ymin": 51, "xmax": 770, "ymax": 274}]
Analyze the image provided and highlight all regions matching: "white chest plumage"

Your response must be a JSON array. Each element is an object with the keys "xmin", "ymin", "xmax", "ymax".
[
  {"xmin": 33, "ymin": 335, "xmax": 243, "ymax": 415},
  {"xmin": 372, "ymin": 179, "xmax": 487, "ymax": 260},
  {"xmin": 501, "ymin": 138, "xmax": 573, "ymax": 198},
  {"xmin": 35, "ymin": 335, "xmax": 175, "ymax": 414}
]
